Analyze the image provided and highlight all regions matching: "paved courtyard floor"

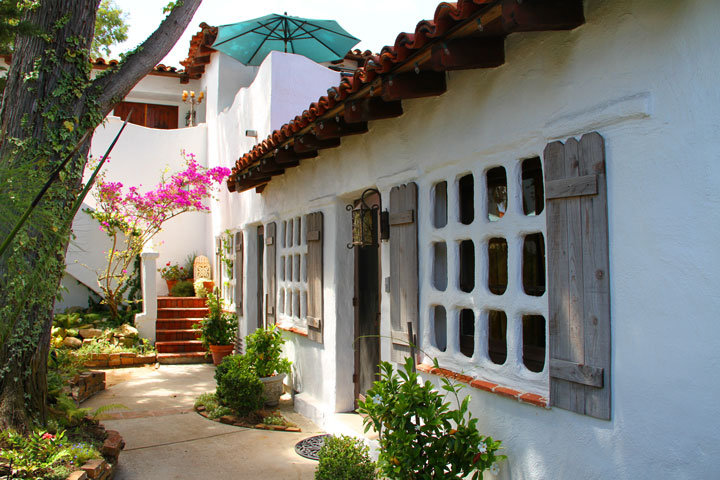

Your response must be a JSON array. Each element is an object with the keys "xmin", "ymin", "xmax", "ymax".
[{"xmin": 83, "ymin": 364, "xmax": 323, "ymax": 479}]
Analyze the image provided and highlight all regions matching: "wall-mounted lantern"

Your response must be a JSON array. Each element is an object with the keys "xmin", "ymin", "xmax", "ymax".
[
  {"xmin": 182, "ymin": 90, "xmax": 204, "ymax": 127},
  {"xmin": 346, "ymin": 188, "xmax": 389, "ymax": 249}
]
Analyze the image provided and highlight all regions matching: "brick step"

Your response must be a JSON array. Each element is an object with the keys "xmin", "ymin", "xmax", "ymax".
[
  {"xmin": 157, "ymin": 307, "xmax": 208, "ymax": 319},
  {"xmin": 156, "ymin": 329, "xmax": 201, "ymax": 342},
  {"xmin": 157, "ymin": 352, "xmax": 211, "ymax": 365},
  {"xmin": 156, "ymin": 340, "xmax": 206, "ymax": 354},
  {"xmin": 156, "ymin": 319, "xmax": 201, "ymax": 330},
  {"xmin": 158, "ymin": 297, "xmax": 207, "ymax": 309}
]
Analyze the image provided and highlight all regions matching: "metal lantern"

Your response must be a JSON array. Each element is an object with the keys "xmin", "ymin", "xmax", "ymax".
[{"xmin": 347, "ymin": 188, "xmax": 389, "ymax": 248}]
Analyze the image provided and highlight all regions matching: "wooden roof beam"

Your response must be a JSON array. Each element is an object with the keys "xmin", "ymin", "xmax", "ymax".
[
  {"xmin": 381, "ymin": 70, "xmax": 447, "ymax": 101},
  {"xmin": 236, "ymin": 176, "xmax": 271, "ymax": 192},
  {"xmin": 275, "ymin": 147, "xmax": 317, "ymax": 164},
  {"xmin": 428, "ymin": 36, "xmax": 505, "ymax": 71},
  {"xmin": 344, "ymin": 97, "xmax": 403, "ymax": 124},
  {"xmin": 314, "ymin": 118, "xmax": 368, "ymax": 140},
  {"xmin": 259, "ymin": 157, "xmax": 298, "ymax": 173},
  {"xmin": 293, "ymin": 134, "xmax": 341, "ymax": 153},
  {"xmin": 501, "ymin": 0, "xmax": 585, "ymax": 32}
]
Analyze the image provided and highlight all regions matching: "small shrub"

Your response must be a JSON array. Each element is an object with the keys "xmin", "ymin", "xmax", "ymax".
[
  {"xmin": 195, "ymin": 392, "xmax": 233, "ymax": 419},
  {"xmin": 358, "ymin": 358, "xmax": 506, "ymax": 479},
  {"xmin": 245, "ymin": 324, "xmax": 292, "ymax": 378},
  {"xmin": 194, "ymin": 291, "xmax": 237, "ymax": 347},
  {"xmin": 170, "ymin": 279, "xmax": 195, "ymax": 297},
  {"xmin": 215, "ymin": 354, "xmax": 264, "ymax": 416},
  {"xmin": 263, "ymin": 414, "xmax": 286, "ymax": 426},
  {"xmin": 315, "ymin": 435, "xmax": 376, "ymax": 480}
]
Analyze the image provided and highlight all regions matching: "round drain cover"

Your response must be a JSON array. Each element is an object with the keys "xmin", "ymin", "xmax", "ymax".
[{"xmin": 294, "ymin": 434, "xmax": 332, "ymax": 460}]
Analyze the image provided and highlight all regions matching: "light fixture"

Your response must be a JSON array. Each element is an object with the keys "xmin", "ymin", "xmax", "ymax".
[
  {"xmin": 346, "ymin": 188, "xmax": 389, "ymax": 249},
  {"xmin": 182, "ymin": 90, "xmax": 204, "ymax": 127},
  {"xmin": 245, "ymin": 129, "xmax": 258, "ymax": 137}
]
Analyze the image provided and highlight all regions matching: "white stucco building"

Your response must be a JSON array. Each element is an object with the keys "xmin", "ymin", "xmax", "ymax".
[{"xmin": 60, "ymin": 0, "xmax": 720, "ymax": 477}]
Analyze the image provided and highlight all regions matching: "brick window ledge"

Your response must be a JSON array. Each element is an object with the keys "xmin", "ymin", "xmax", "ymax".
[
  {"xmin": 276, "ymin": 322, "xmax": 309, "ymax": 337},
  {"xmin": 416, "ymin": 363, "xmax": 549, "ymax": 409}
]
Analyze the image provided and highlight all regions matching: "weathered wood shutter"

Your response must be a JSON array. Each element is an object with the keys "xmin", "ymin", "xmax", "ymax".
[
  {"xmin": 265, "ymin": 222, "xmax": 277, "ymax": 325},
  {"xmin": 544, "ymin": 132, "xmax": 611, "ymax": 420},
  {"xmin": 306, "ymin": 212, "xmax": 324, "ymax": 343},
  {"xmin": 389, "ymin": 182, "xmax": 419, "ymax": 363},
  {"xmin": 234, "ymin": 231, "xmax": 243, "ymax": 312}
]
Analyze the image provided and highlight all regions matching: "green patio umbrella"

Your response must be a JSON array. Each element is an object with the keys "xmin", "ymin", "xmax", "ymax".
[{"xmin": 212, "ymin": 13, "xmax": 361, "ymax": 66}]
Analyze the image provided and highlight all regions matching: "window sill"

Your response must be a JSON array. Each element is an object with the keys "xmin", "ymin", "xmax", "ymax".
[
  {"xmin": 416, "ymin": 363, "xmax": 549, "ymax": 409},
  {"xmin": 276, "ymin": 322, "xmax": 308, "ymax": 337}
]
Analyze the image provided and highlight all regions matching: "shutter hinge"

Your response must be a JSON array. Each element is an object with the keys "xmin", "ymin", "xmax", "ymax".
[
  {"xmin": 352, "ymin": 297, "xmax": 358, "ymax": 307},
  {"xmin": 352, "ymin": 374, "xmax": 358, "ymax": 384}
]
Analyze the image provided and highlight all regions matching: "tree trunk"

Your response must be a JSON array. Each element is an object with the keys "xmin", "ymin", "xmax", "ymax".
[{"xmin": 0, "ymin": 0, "xmax": 201, "ymax": 432}]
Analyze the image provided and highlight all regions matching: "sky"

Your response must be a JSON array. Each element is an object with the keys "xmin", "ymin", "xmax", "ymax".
[{"xmin": 111, "ymin": 0, "xmax": 444, "ymax": 67}]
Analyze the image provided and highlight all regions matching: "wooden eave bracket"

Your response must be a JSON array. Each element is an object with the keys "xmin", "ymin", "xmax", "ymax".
[
  {"xmin": 381, "ymin": 71, "xmax": 447, "ymax": 101},
  {"xmin": 314, "ymin": 118, "xmax": 368, "ymax": 140},
  {"xmin": 501, "ymin": 0, "xmax": 585, "ymax": 32},
  {"xmin": 428, "ymin": 36, "xmax": 505, "ymax": 71},
  {"xmin": 293, "ymin": 134, "xmax": 341, "ymax": 153},
  {"xmin": 344, "ymin": 97, "xmax": 404, "ymax": 123}
]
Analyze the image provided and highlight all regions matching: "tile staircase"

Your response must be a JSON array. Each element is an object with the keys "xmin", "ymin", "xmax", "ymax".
[{"xmin": 156, "ymin": 297, "xmax": 211, "ymax": 364}]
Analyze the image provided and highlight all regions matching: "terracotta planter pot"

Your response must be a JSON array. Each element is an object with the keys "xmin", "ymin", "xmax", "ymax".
[
  {"xmin": 165, "ymin": 279, "xmax": 178, "ymax": 294},
  {"xmin": 209, "ymin": 344, "xmax": 234, "ymax": 366},
  {"xmin": 260, "ymin": 373, "xmax": 286, "ymax": 407},
  {"xmin": 203, "ymin": 281, "xmax": 215, "ymax": 293}
]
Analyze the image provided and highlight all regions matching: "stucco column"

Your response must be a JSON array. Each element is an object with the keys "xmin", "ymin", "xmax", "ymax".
[{"xmin": 134, "ymin": 249, "xmax": 160, "ymax": 344}]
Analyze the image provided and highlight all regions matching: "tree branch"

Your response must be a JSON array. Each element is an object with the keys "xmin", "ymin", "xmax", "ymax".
[{"xmin": 93, "ymin": 0, "xmax": 202, "ymax": 114}]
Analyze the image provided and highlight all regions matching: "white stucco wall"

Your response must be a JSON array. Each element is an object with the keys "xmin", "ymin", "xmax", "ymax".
[
  {"xmin": 213, "ymin": 1, "xmax": 720, "ymax": 478},
  {"xmin": 88, "ymin": 117, "xmax": 209, "ymax": 296}
]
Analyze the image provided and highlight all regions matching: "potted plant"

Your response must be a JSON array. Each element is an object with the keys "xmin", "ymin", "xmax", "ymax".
[
  {"xmin": 245, "ymin": 325, "xmax": 292, "ymax": 406},
  {"xmin": 158, "ymin": 262, "xmax": 186, "ymax": 294},
  {"xmin": 194, "ymin": 291, "xmax": 237, "ymax": 365}
]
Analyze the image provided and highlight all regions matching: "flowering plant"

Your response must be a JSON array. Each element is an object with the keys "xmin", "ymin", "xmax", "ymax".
[
  {"xmin": 158, "ymin": 262, "xmax": 187, "ymax": 281},
  {"xmin": 88, "ymin": 151, "xmax": 230, "ymax": 319},
  {"xmin": 357, "ymin": 358, "xmax": 505, "ymax": 479}
]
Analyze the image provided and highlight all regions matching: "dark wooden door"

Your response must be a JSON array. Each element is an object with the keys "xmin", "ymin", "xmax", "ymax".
[{"xmin": 114, "ymin": 101, "xmax": 178, "ymax": 129}]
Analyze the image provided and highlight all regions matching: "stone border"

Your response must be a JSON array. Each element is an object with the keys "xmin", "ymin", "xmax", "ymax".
[
  {"xmin": 65, "ymin": 424, "xmax": 125, "ymax": 480},
  {"xmin": 82, "ymin": 352, "xmax": 157, "ymax": 368},
  {"xmin": 194, "ymin": 406, "xmax": 302, "ymax": 432}
]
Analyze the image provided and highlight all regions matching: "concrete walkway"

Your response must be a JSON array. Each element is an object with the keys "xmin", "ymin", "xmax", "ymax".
[{"xmin": 83, "ymin": 364, "xmax": 323, "ymax": 479}]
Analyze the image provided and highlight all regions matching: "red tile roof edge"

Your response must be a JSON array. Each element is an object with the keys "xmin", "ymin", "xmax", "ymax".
[{"xmin": 231, "ymin": 0, "xmax": 503, "ymax": 188}]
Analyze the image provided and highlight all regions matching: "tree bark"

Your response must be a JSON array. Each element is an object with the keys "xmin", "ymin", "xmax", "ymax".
[{"xmin": 0, "ymin": 0, "xmax": 201, "ymax": 432}]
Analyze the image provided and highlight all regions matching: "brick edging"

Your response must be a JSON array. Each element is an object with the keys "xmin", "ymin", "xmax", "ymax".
[
  {"xmin": 83, "ymin": 352, "xmax": 157, "ymax": 368},
  {"xmin": 66, "ymin": 425, "xmax": 125, "ymax": 480},
  {"xmin": 416, "ymin": 364, "xmax": 549, "ymax": 408},
  {"xmin": 275, "ymin": 323, "xmax": 309, "ymax": 337}
]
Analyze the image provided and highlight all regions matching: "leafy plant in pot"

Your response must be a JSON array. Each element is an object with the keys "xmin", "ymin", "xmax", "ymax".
[
  {"xmin": 245, "ymin": 325, "xmax": 292, "ymax": 406},
  {"xmin": 194, "ymin": 291, "xmax": 237, "ymax": 365}
]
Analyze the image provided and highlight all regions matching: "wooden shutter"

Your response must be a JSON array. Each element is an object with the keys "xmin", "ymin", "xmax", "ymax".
[
  {"xmin": 265, "ymin": 222, "xmax": 277, "ymax": 325},
  {"xmin": 306, "ymin": 212, "xmax": 324, "ymax": 343},
  {"xmin": 389, "ymin": 182, "xmax": 419, "ymax": 363},
  {"xmin": 544, "ymin": 132, "xmax": 611, "ymax": 420},
  {"xmin": 234, "ymin": 231, "xmax": 244, "ymax": 312}
]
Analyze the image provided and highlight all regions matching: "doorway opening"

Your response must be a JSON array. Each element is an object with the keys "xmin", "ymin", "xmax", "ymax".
[{"xmin": 353, "ymin": 192, "xmax": 382, "ymax": 406}]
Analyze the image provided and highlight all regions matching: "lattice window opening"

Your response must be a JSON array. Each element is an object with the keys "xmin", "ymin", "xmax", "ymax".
[
  {"xmin": 277, "ymin": 217, "xmax": 309, "ymax": 329},
  {"xmin": 418, "ymin": 157, "xmax": 549, "ymax": 394}
]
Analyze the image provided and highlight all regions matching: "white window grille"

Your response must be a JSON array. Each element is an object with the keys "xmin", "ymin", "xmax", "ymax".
[
  {"xmin": 419, "ymin": 156, "xmax": 548, "ymax": 395},
  {"xmin": 277, "ymin": 217, "xmax": 308, "ymax": 330}
]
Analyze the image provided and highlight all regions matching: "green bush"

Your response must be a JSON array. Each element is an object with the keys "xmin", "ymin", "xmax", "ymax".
[
  {"xmin": 215, "ymin": 354, "xmax": 264, "ymax": 416},
  {"xmin": 245, "ymin": 324, "xmax": 292, "ymax": 378},
  {"xmin": 194, "ymin": 291, "xmax": 237, "ymax": 348},
  {"xmin": 315, "ymin": 435, "xmax": 376, "ymax": 480},
  {"xmin": 357, "ymin": 358, "xmax": 505, "ymax": 479},
  {"xmin": 170, "ymin": 279, "xmax": 195, "ymax": 297}
]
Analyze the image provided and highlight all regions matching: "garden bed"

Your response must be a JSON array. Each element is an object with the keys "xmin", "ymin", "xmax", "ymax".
[{"xmin": 194, "ymin": 393, "xmax": 300, "ymax": 432}]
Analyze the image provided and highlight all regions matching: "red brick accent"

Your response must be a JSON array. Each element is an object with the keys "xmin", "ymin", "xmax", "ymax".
[
  {"xmin": 276, "ymin": 323, "xmax": 309, "ymax": 337},
  {"xmin": 418, "ymin": 363, "xmax": 549, "ymax": 409}
]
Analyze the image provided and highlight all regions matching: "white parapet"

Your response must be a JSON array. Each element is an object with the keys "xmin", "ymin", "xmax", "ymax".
[{"xmin": 135, "ymin": 250, "xmax": 160, "ymax": 344}]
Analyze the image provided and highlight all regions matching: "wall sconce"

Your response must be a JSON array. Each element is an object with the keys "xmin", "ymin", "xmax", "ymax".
[{"xmin": 346, "ymin": 188, "xmax": 389, "ymax": 249}]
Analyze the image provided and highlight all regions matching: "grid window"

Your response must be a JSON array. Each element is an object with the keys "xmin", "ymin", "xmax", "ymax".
[
  {"xmin": 277, "ymin": 217, "xmax": 309, "ymax": 329},
  {"xmin": 421, "ymin": 156, "xmax": 547, "ymax": 395},
  {"xmin": 218, "ymin": 233, "xmax": 236, "ymax": 307}
]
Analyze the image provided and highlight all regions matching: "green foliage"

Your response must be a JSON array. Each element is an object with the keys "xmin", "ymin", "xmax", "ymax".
[
  {"xmin": 0, "ymin": 428, "xmax": 101, "ymax": 478},
  {"xmin": 194, "ymin": 392, "xmax": 233, "ymax": 420},
  {"xmin": 170, "ymin": 279, "xmax": 195, "ymax": 297},
  {"xmin": 262, "ymin": 414, "xmax": 286, "ymax": 426},
  {"xmin": 194, "ymin": 291, "xmax": 237, "ymax": 348},
  {"xmin": 214, "ymin": 354, "xmax": 264, "ymax": 416},
  {"xmin": 245, "ymin": 324, "xmax": 292, "ymax": 378},
  {"xmin": 183, "ymin": 251, "xmax": 197, "ymax": 277},
  {"xmin": 193, "ymin": 277, "xmax": 210, "ymax": 298},
  {"xmin": 357, "ymin": 358, "xmax": 506, "ymax": 479},
  {"xmin": 91, "ymin": 0, "xmax": 128, "ymax": 57},
  {"xmin": 315, "ymin": 435, "xmax": 376, "ymax": 480}
]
